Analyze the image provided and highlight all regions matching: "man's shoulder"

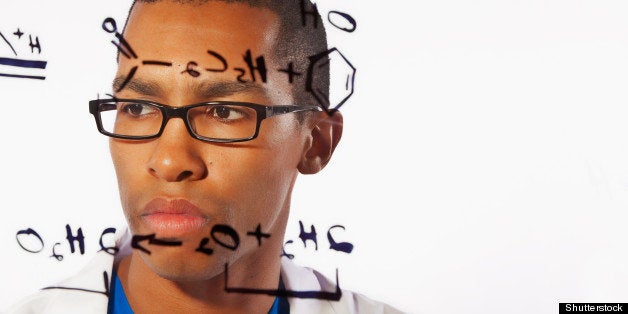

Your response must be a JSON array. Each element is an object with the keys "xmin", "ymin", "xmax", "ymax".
[
  {"xmin": 5, "ymin": 230, "xmax": 130, "ymax": 314},
  {"xmin": 280, "ymin": 258, "xmax": 405, "ymax": 314},
  {"xmin": 5, "ymin": 251, "xmax": 114, "ymax": 314}
]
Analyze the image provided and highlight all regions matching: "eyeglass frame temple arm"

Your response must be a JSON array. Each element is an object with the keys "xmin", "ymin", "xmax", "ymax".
[{"xmin": 266, "ymin": 105, "xmax": 323, "ymax": 118}]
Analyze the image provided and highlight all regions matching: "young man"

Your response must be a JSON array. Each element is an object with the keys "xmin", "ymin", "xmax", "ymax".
[{"xmin": 9, "ymin": 0, "xmax": 401, "ymax": 313}]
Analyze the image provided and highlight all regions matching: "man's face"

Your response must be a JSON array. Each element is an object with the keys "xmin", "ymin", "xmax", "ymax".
[{"xmin": 111, "ymin": 1, "xmax": 309, "ymax": 280}]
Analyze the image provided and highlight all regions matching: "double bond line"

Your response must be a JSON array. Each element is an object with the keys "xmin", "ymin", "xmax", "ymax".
[{"xmin": 0, "ymin": 57, "xmax": 47, "ymax": 80}]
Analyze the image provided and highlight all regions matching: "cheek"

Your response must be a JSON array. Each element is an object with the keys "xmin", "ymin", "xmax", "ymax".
[
  {"xmin": 262, "ymin": 114, "xmax": 304, "ymax": 148},
  {"xmin": 110, "ymin": 138, "xmax": 155, "ymax": 174},
  {"xmin": 111, "ymin": 142, "xmax": 137, "ymax": 186},
  {"xmin": 215, "ymin": 120, "xmax": 304, "ymax": 215},
  {"xmin": 249, "ymin": 117, "xmax": 303, "ymax": 178},
  {"xmin": 109, "ymin": 141, "xmax": 149, "ymax": 212}
]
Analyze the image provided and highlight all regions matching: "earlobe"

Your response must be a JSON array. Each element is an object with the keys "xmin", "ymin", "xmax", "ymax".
[{"xmin": 298, "ymin": 111, "xmax": 343, "ymax": 174}]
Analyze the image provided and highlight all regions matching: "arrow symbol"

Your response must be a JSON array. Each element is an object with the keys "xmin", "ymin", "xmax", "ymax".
[{"xmin": 131, "ymin": 234, "xmax": 183, "ymax": 255}]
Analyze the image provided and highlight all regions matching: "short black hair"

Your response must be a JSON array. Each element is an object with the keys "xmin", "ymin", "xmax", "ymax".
[{"xmin": 127, "ymin": 0, "xmax": 330, "ymax": 115}]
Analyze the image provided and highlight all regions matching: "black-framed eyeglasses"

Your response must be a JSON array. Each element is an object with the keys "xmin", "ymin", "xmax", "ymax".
[{"xmin": 89, "ymin": 98, "xmax": 322, "ymax": 143}]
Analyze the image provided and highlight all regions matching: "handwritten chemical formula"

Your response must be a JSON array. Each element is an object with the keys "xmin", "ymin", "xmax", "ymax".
[
  {"xmin": 15, "ymin": 221, "xmax": 353, "ymax": 300},
  {"xmin": 15, "ymin": 221, "xmax": 353, "ymax": 262},
  {"xmin": 102, "ymin": 0, "xmax": 357, "ymax": 112},
  {"xmin": 0, "ymin": 26, "xmax": 46, "ymax": 80}
]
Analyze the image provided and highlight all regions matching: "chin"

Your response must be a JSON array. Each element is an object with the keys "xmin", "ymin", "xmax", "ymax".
[{"xmin": 141, "ymin": 246, "xmax": 231, "ymax": 282}]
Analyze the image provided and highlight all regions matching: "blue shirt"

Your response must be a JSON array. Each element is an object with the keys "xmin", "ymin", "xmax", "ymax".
[{"xmin": 107, "ymin": 271, "xmax": 132, "ymax": 314}]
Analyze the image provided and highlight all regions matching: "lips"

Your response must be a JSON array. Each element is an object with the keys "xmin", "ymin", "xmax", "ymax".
[{"xmin": 141, "ymin": 198, "xmax": 210, "ymax": 238}]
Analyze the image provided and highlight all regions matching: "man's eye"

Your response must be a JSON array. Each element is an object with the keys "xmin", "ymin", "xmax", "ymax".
[
  {"xmin": 209, "ymin": 105, "xmax": 246, "ymax": 121},
  {"xmin": 121, "ymin": 103, "xmax": 155, "ymax": 116}
]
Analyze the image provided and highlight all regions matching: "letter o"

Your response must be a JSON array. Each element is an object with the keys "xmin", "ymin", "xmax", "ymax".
[
  {"xmin": 211, "ymin": 225, "xmax": 240, "ymax": 251},
  {"xmin": 102, "ymin": 17, "xmax": 118, "ymax": 33},
  {"xmin": 327, "ymin": 11, "xmax": 357, "ymax": 33},
  {"xmin": 16, "ymin": 228, "xmax": 44, "ymax": 253}
]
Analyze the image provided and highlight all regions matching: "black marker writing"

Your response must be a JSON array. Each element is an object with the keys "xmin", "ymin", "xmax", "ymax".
[
  {"xmin": 283, "ymin": 222, "xmax": 354, "ymax": 257},
  {"xmin": 43, "ymin": 271, "xmax": 110, "ymax": 297},
  {"xmin": 102, "ymin": 17, "xmax": 137, "ymax": 59},
  {"xmin": 224, "ymin": 263, "xmax": 342, "ymax": 301},
  {"xmin": 0, "ymin": 31, "xmax": 17, "ymax": 56},
  {"xmin": 206, "ymin": 50, "xmax": 228, "ymax": 72},
  {"xmin": 327, "ymin": 225, "xmax": 353, "ymax": 253},
  {"xmin": 0, "ymin": 26, "xmax": 47, "ymax": 80},
  {"xmin": 298, "ymin": 221, "xmax": 318, "ymax": 250},
  {"xmin": 28, "ymin": 34, "xmax": 41, "ymax": 54},
  {"xmin": 195, "ymin": 238, "xmax": 214, "ymax": 256},
  {"xmin": 182, "ymin": 61, "xmax": 201, "ymax": 77},
  {"xmin": 234, "ymin": 67, "xmax": 246, "ymax": 83},
  {"xmin": 99, "ymin": 22, "xmax": 356, "ymax": 111},
  {"xmin": 211, "ymin": 224, "xmax": 240, "ymax": 250},
  {"xmin": 13, "ymin": 28, "xmax": 23, "ymax": 39},
  {"xmin": 16, "ymin": 221, "xmax": 353, "ymax": 262},
  {"xmin": 300, "ymin": 0, "xmax": 320, "ymax": 28},
  {"xmin": 0, "ymin": 57, "xmax": 46, "ymax": 69},
  {"xmin": 16, "ymin": 228, "xmax": 44, "ymax": 253},
  {"xmin": 102, "ymin": 17, "xmax": 144, "ymax": 93},
  {"xmin": 278, "ymin": 62, "xmax": 301, "ymax": 84},
  {"xmin": 66, "ymin": 224, "xmax": 86, "ymax": 255},
  {"xmin": 50, "ymin": 242, "xmax": 64, "ymax": 261},
  {"xmin": 243, "ymin": 50, "xmax": 267, "ymax": 83},
  {"xmin": 99, "ymin": 227, "xmax": 119, "ymax": 255},
  {"xmin": 281, "ymin": 240, "xmax": 295, "ymax": 259},
  {"xmin": 143, "ymin": 60, "xmax": 173, "ymax": 66},
  {"xmin": 0, "ymin": 73, "xmax": 45, "ymax": 80},
  {"xmin": 306, "ymin": 47, "xmax": 356, "ymax": 112},
  {"xmin": 247, "ymin": 224, "xmax": 271, "ymax": 247},
  {"xmin": 131, "ymin": 234, "xmax": 183, "ymax": 255},
  {"xmin": 195, "ymin": 224, "xmax": 242, "ymax": 256},
  {"xmin": 300, "ymin": 2, "xmax": 357, "ymax": 33},
  {"xmin": 327, "ymin": 11, "xmax": 357, "ymax": 33},
  {"xmin": 0, "ymin": 57, "xmax": 47, "ymax": 80},
  {"xmin": 116, "ymin": 65, "xmax": 137, "ymax": 92},
  {"xmin": 16, "ymin": 225, "xmax": 117, "ymax": 261}
]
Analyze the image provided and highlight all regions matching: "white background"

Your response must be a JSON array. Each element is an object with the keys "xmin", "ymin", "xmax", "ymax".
[{"xmin": 2, "ymin": 1, "xmax": 628, "ymax": 313}]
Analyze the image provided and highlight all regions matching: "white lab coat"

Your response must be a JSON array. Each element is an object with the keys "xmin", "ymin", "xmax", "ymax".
[{"xmin": 7, "ymin": 228, "xmax": 403, "ymax": 314}]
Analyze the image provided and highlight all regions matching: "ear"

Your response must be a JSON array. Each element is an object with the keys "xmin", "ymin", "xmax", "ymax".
[{"xmin": 298, "ymin": 111, "xmax": 343, "ymax": 174}]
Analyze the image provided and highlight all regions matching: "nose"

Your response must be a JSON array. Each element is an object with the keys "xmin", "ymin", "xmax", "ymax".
[{"xmin": 146, "ymin": 118, "xmax": 208, "ymax": 182}]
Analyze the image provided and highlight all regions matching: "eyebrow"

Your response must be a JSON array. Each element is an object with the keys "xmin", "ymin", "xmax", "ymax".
[
  {"xmin": 194, "ymin": 80, "xmax": 266, "ymax": 99},
  {"xmin": 112, "ymin": 75, "xmax": 162, "ymax": 96},
  {"xmin": 112, "ymin": 76, "xmax": 266, "ymax": 99}
]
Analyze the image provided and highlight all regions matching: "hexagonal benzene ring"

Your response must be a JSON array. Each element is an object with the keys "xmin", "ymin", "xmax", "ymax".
[{"xmin": 306, "ymin": 48, "xmax": 356, "ymax": 113}]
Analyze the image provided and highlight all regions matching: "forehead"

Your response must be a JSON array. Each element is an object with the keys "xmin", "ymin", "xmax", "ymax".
[
  {"xmin": 125, "ymin": 1, "xmax": 280, "ymax": 56},
  {"xmin": 116, "ymin": 1, "xmax": 291, "ymax": 104}
]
